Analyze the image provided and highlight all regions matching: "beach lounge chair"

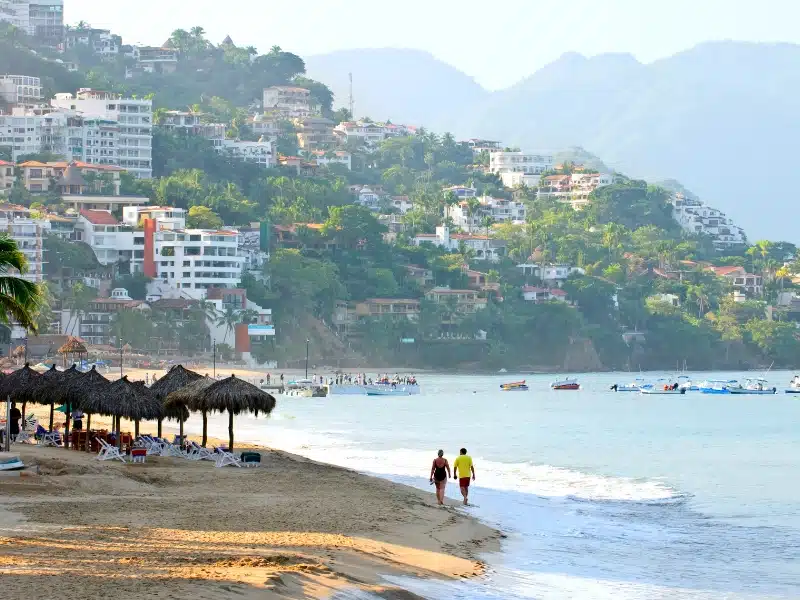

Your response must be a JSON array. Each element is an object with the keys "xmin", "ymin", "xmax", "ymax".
[
  {"xmin": 13, "ymin": 428, "xmax": 32, "ymax": 444},
  {"xmin": 40, "ymin": 431, "xmax": 62, "ymax": 447},
  {"xmin": 188, "ymin": 441, "xmax": 215, "ymax": 461},
  {"xmin": 96, "ymin": 438, "xmax": 126, "ymax": 463},
  {"xmin": 214, "ymin": 448, "xmax": 241, "ymax": 468}
]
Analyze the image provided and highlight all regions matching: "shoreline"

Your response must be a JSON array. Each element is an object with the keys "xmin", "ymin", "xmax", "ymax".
[{"xmin": 1, "ymin": 406, "xmax": 502, "ymax": 599}]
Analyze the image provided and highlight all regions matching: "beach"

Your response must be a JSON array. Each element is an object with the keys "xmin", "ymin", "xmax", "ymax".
[{"xmin": 0, "ymin": 413, "xmax": 501, "ymax": 599}]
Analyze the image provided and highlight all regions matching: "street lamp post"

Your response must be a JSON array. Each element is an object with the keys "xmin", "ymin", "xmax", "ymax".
[
  {"xmin": 119, "ymin": 341, "xmax": 123, "ymax": 378},
  {"xmin": 213, "ymin": 340, "xmax": 216, "ymax": 379},
  {"xmin": 305, "ymin": 338, "xmax": 310, "ymax": 379}
]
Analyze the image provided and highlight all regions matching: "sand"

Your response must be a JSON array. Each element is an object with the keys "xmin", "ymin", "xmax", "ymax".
[{"xmin": 0, "ymin": 412, "xmax": 501, "ymax": 599}]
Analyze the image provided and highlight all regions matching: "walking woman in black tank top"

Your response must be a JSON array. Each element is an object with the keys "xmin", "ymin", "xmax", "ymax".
[{"xmin": 430, "ymin": 449, "xmax": 451, "ymax": 505}]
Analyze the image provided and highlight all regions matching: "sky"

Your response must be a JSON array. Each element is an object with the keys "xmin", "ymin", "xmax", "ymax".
[{"xmin": 67, "ymin": 0, "xmax": 800, "ymax": 90}]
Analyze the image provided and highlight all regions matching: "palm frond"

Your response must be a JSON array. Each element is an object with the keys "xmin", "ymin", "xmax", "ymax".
[{"xmin": 0, "ymin": 276, "xmax": 42, "ymax": 331}]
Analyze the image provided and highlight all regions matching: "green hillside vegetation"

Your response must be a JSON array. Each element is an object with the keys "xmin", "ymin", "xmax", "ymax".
[{"xmin": 4, "ymin": 23, "xmax": 800, "ymax": 370}]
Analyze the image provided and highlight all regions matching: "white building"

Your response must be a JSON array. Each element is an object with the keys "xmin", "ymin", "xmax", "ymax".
[
  {"xmin": 0, "ymin": 107, "xmax": 70, "ymax": 159},
  {"xmin": 443, "ymin": 185, "xmax": 477, "ymax": 200},
  {"xmin": 65, "ymin": 113, "xmax": 119, "ymax": 166},
  {"xmin": 412, "ymin": 225, "xmax": 506, "ymax": 262},
  {"xmin": 447, "ymin": 196, "xmax": 526, "ymax": 231},
  {"xmin": 160, "ymin": 111, "xmax": 226, "ymax": 147},
  {"xmin": 135, "ymin": 46, "xmax": 178, "ymax": 74},
  {"xmin": 356, "ymin": 186, "xmax": 382, "ymax": 211},
  {"xmin": 333, "ymin": 120, "xmax": 416, "ymax": 147},
  {"xmin": 538, "ymin": 173, "xmax": 616, "ymax": 207},
  {"xmin": 490, "ymin": 151, "xmax": 555, "ymax": 178},
  {"xmin": 669, "ymin": 193, "xmax": 747, "ymax": 249},
  {"xmin": 78, "ymin": 205, "xmax": 246, "ymax": 297},
  {"xmin": 389, "ymin": 195, "xmax": 412, "ymax": 214},
  {"xmin": 0, "ymin": 203, "xmax": 48, "ymax": 282},
  {"xmin": 522, "ymin": 286, "xmax": 568, "ymax": 303},
  {"xmin": 51, "ymin": 89, "xmax": 153, "ymax": 178},
  {"xmin": 0, "ymin": 74, "xmax": 42, "ymax": 109},
  {"xmin": 249, "ymin": 114, "xmax": 280, "ymax": 140},
  {"xmin": 0, "ymin": 0, "xmax": 62, "ymax": 41},
  {"xmin": 310, "ymin": 150, "xmax": 351, "ymax": 170},
  {"xmin": 218, "ymin": 138, "xmax": 274, "ymax": 167},
  {"xmin": 516, "ymin": 263, "xmax": 585, "ymax": 282},
  {"xmin": 262, "ymin": 86, "xmax": 313, "ymax": 118},
  {"xmin": 63, "ymin": 27, "xmax": 120, "ymax": 58}
]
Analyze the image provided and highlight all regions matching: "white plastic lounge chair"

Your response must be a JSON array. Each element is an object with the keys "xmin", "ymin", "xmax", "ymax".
[
  {"xmin": 188, "ymin": 441, "xmax": 215, "ymax": 461},
  {"xmin": 13, "ymin": 428, "xmax": 32, "ymax": 444},
  {"xmin": 214, "ymin": 449, "xmax": 241, "ymax": 468},
  {"xmin": 40, "ymin": 431, "xmax": 61, "ymax": 447},
  {"xmin": 96, "ymin": 438, "xmax": 126, "ymax": 463}
]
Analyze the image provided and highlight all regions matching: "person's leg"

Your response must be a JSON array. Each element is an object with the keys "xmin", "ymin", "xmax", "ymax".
[{"xmin": 460, "ymin": 485, "xmax": 468, "ymax": 504}]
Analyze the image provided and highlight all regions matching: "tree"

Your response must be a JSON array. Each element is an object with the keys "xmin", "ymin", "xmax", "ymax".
[
  {"xmin": 216, "ymin": 306, "xmax": 240, "ymax": 344},
  {"xmin": 112, "ymin": 273, "xmax": 152, "ymax": 300},
  {"xmin": 187, "ymin": 205, "xmax": 223, "ymax": 229},
  {"xmin": 0, "ymin": 236, "xmax": 42, "ymax": 331}
]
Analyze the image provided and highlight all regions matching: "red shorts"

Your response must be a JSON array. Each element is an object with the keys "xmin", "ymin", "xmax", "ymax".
[{"xmin": 459, "ymin": 477, "xmax": 471, "ymax": 488}]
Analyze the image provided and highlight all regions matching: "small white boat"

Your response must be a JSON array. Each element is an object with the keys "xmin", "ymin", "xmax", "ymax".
[
  {"xmin": 365, "ymin": 385, "xmax": 414, "ymax": 396},
  {"xmin": 640, "ymin": 386, "xmax": 686, "ymax": 395},
  {"xmin": 611, "ymin": 378, "xmax": 651, "ymax": 392},
  {"xmin": 727, "ymin": 378, "xmax": 777, "ymax": 395},
  {"xmin": 785, "ymin": 375, "xmax": 800, "ymax": 394}
]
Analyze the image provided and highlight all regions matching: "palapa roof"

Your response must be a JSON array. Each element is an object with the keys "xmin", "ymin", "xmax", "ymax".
[
  {"xmin": 24, "ymin": 364, "xmax": 84, "ymax": 406},
  {"xmin": 189, "ymin": 375, "xmax": 276, "ymax": 416},
  {"xmin": 62, "ymin": 366, "xmax": 111, "ymax": 412},
  {"xmin": 103, "ymin": 376, "xmax": 164, "ymax": 421},
  {"xmin": 0, "ymin": 364, "xmax": 40, "ymax": 402},
  {"xmin": 58, "ymin": 337, "xmax": 88, "ymax": 355},
  {"xmin": 164, "ymin": 376, "xmax": 215, "ymax": 406},
  {"xmin": 149, "ymin": 364, "xmax": 203, "ymax": 401}
]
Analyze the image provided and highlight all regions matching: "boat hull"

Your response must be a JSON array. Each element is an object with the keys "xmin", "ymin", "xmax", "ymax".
[
  {"xmin": 366, "ymin": 387, "xmax": 413, "ymax": 397},
  {"xmin": 727, "ymin": 388, "xmax": 777, "ymax": 395},
  {"xmin": 640, "ymin": 389, "xmax": 686, "ymax": 395},
  {"xmin": 785, "ymin": 389, "xmax": 800, "ymax": 394},
  {"xmin": 501, "ymin": 386, "xmax": 529, "ymax": 391},
  {"xmin": 551, "ymin": 384, "xmax": 580, "ymax": 390},
  {"xmin": 329, "ymin": 384, "xmax": 420, "ymax": 396}
]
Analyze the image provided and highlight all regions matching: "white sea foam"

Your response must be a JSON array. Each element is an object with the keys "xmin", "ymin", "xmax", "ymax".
[{"xmin": 197, "ymin": 414, "xmax": 680, "ymax": 503}]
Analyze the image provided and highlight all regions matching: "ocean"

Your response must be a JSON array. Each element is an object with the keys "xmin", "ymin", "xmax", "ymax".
[{"xmin": 191, "ymin": 372, "xmax": 800, "ymax": 599}]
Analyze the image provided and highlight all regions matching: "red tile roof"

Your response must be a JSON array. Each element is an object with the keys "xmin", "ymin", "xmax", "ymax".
[
  {"xmin": 80, "ymin": 209, "xmax": 119, "ymax": 225},
  {"xmin": 709, "ymin": 266, "xmax": 745, "ymax": 276}
]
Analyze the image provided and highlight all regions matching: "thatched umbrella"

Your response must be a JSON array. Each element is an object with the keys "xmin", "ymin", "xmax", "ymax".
[
  {"xmin": 165, "ymin": 376, "xmax": 215, "ymax": 446},
  {"xmin": 58, "ymin": 337, "xmax": 88, "ymax": 367},
  {"xmin": 61, "ymin": 365, "xmax": 111, "ymax": 448},
  {"xmin": 163, "ymin": 391, "xmax": 192, "ymax": 444},
  {"xmin": 189, "ymin": 375, "xmax": 276, "ymax": 452},
  {"xmin": 165, "ymin": 375, "xmax": 217, "ymax": 448},
  {"xmin": 0, "ymin": 364, "xmax": 39, "ymax": 440},
  {"xmin": 104, "ymin": 377, "xmax": 164, "ymax": 448},
  {"xmin": 149, "ymin": 365, "xmax": 202, "ymax": 438},
  {"xmin": 23, "ymin": 364, "xmax": 83, "ymax": 431}
]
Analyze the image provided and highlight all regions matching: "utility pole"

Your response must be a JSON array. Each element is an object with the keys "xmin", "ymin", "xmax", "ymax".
[
  {"xmin": 213, "ymin": 340, "xmax": 216, "ymax": 379},
  {"xmin": 119, "ymin": 341, "xmax": 123, "ymax": 378},
  {"xmin": 305, "ymin": 338, "xmax": 310, "ymax": 379},
  {"xmin": 348, "ymin": 72, "xmax": 354, "ymax": 119}
]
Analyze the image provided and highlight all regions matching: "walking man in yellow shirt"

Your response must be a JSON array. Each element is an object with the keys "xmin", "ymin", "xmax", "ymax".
[{"xmin": 453, "ymin": 448, "xmax": 476, "ymax": 505}]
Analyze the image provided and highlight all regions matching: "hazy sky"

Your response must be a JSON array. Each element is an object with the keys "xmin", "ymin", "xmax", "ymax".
[{"xmin": 68, "ymin": 0, "xmax": 800, "ymax": 90}]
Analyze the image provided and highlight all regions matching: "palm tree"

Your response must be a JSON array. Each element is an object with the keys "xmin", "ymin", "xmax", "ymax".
[
  {"xmin": 465, "ymin": 197, "xmax": 481, "ymax": 233},
  {"xmin": 480, "ymin": 215, "xmax": 495, "ymax": 239},
  {"xmin": 0, "ymin": 236, "xmax": 42, "ymax": 332},
  {"xmin": 216, "ymin": 306, "xmax": 240, "ymax": 343}
]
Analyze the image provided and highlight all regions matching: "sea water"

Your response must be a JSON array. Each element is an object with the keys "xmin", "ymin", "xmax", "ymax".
[{"xmin": 193, "ymin": 372, "xmax": 800, "ymax": 599}]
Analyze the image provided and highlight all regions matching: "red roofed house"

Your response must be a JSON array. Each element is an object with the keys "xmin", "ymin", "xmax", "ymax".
[{"xmin": 706, "ymin": 265, "xmax": 763, "ymax": 296}]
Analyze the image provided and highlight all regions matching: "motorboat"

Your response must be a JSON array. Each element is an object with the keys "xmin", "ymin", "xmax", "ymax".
[
  {"xmin": 329, "ymin": 382, "xmax": 421, "ymax": 396},
  {"xmin": 640, "ymin": 386, "xmax": 686, "ymax": 395},
  {"xmin": 551, "ymin": 377, "xmax": 580, "ymax": 390},
  {"xmin": 727, "ymin": 378, "xmax": 777, "ymax": 395},
  {"xmin": 500, "ymin": 380, "xmax": 529, "ymax": 391},
  {"xmin": 676, "ymin": 375, "xmax": 699, "ymax": 391},
  {"xmin": 785, "ymin": 375, "xmax": 800, "ymax": 394},
  {"xmin": 699, "ymin": 380, "xmax": 737, "ymax": 394},
  {"xmin": 610, "ymin": 378, "xmax": 652, "ymax": 392},
  {"xmin": 0, "ymin": 453, "xmax": 24, "ymax": 472},
  {"xmin": 365, "ymin": 385, "xmax": 415, "ymax": 396}
]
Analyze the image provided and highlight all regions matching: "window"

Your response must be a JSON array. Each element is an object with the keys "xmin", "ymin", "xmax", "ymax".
[
  {"xmin": 183, "ymin": 272, "xmax": 191, "ymax": 278},
  {"xmin": 189, "ymin": 234, "xmax": 201, "ymax": 242},
  {"xmin": 183, "ymin": 261, "xmax": 190, "ymax": 267},
  {"xmin": 185, "ymin": 247, "xmax": 201, "ymax": 256},
  {"xmin": 161, "ymin": 246, "xmax": 175, "ymax": 256}
]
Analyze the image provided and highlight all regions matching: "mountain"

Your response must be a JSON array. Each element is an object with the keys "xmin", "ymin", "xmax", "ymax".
[
  {"xmin": 307, "ymin": 42, "xmax": 800, "ymax": 242},
  {"xmin": 305, "ymin": 48, "xmax": 488, "ymax": 131}
]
